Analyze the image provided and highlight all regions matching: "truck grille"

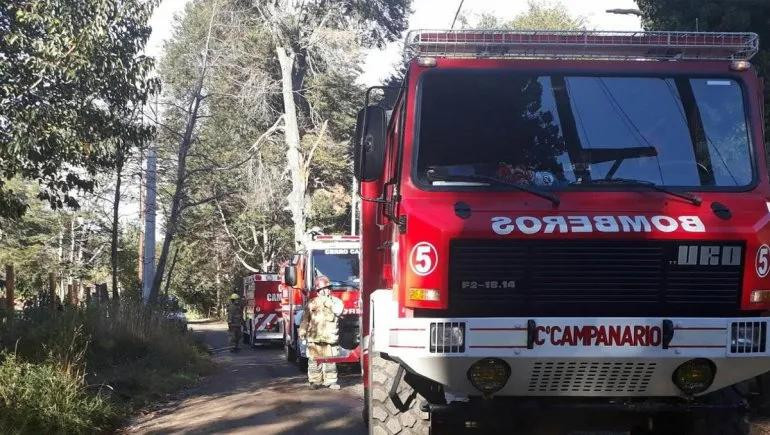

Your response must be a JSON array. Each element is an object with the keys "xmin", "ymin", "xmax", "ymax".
[
  {"xmin": 528, "ymin": 361, "xmax": 656, "ymax": 394},
  {"xmin": 448, "ymin": 240, "xmax": 744, "ymax": 317}
]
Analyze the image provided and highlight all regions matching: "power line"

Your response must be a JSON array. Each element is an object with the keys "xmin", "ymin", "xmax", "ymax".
[{"xmin": 450, "ymin": 0, "xmax": 465, "ymax": 29}]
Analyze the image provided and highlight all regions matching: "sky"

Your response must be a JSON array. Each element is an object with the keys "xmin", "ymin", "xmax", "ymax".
[
  {"xmin": 136, "ymin": 0, "xmax": 642, "ymax": 227},
  {"xmin": 145, "ymin": 0, "xmax": 643, "ymax": 86}
]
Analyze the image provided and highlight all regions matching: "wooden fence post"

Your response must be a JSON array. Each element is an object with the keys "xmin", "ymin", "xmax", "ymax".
[
  {"xmin": 5, "ymin": 264, "xmax": 14, "ymax": 312},
  {"xmin": 49, "ymin": 273, "xmax": 57, "ymax": 310}
]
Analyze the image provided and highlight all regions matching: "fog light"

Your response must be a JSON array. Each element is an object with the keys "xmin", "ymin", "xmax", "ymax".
[
  {"xmin": 467, "ymin": 358, "xmax": 510, "ymax": 395},
  {"xmin": 673, "ymin": 358, "xmax": 715, "ymax": 395}
]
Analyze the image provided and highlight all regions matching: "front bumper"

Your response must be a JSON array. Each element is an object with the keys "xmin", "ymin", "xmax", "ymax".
[{"xmin": 370, "ymin": 290, "xmax": 770, "ymax": 398}]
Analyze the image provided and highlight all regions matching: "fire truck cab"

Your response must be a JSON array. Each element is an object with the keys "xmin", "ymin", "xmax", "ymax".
[
  {"xmin": 356, "ymin": 30, "xmax": 768, "ymax": 433},
  {"xmin": 242, "ymin": 273, "xmax": 283, "ymax": 346},
  {"xmin": 282, "ymin": 233, "xmax": 362, "ymax": 368}
]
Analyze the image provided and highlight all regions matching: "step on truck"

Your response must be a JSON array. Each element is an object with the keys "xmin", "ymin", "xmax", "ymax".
[
  {"xmin": 282, "ymin": 233, "xmax": 362, "ymax": 369},
  {"xmin": 242, "ymin": 273, "xmax": 283, "ymax": 346},
  {"xmin": 355, "ymin": 30, "xmax": 769, "ymax": 434}
]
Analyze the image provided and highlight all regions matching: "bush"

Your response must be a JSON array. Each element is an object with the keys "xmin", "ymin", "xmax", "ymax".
[
  {"xmin": 0, "ymin": 299, "xmax": 212, "ymax": 433},
  {"xmin": 0, "ymin": 353, "xmax": 116, "ymax": 434}
]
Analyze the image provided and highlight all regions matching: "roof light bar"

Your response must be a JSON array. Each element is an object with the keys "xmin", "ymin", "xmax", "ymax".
[{"xmin": 405, "ymin": 29, "xmax": 758, "ymax": 62}]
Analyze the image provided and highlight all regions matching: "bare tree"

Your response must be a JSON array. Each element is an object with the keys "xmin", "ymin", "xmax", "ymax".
[
  {"xmin": 147, "ymin": 0, "xmax": 222, "ymax": 302},
  {"xmin": 249, "ymin": 0, "xmax": 411, "ymax": 249}
]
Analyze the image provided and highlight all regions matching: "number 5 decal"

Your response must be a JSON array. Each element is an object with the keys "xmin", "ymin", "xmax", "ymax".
[
  {"xmin": 410, "ymin": 242, "xmax": 438, "ymax": 276},
  {"xmin": 757, "ymin": 244, "xmax": 770, "ymax": 278}
]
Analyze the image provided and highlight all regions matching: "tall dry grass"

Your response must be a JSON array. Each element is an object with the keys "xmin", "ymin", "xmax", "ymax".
[{"xmin": 0, "ymin": 299, "xmax": 212, "ymax": 434}]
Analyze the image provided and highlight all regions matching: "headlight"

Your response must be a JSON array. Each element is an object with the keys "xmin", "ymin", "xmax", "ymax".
[
  {"xmin": 430, "ymin": 322, "xmax": 465, "ymax": 352},
  {"xmin": 672, "ymin": 358, "xmax": 715, "ymax": 395},
  {"xmin": 468, "ymin": 358, "xmax": 510, "ymax": 396}
]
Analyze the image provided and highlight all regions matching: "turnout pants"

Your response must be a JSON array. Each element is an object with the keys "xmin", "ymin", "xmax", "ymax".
[
  {"xmin": 307, "ymin": 343, "xmax": 338, "ymax": 386},
  {"xmin": 229, "ymin": 325, "xmax": 242, "ymax": 349}
]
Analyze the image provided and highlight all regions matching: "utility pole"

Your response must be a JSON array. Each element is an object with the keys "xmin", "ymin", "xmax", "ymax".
[
  {"xmin": 142, "ymin": 147, "xmax": 157, "ymax": 304},
  {"xmin": 350, "ymin": 172, "xmax": 357, "ymax": 235},
  {"xmin": 137, "ymin": 148, "xmax": 145, "ymax": 284}
]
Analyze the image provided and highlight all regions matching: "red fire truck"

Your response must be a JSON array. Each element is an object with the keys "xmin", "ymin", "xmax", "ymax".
[
  {"xmin": 242, "ymin": 273, "xmax": 282, "ymax": 346},
  {"xmin": 355, "ymin": 30, "xmax": 768, "ymax": 433},
  {"xmin": 282, "ymin": 233, "xmax": 362, "ymax": 369}
]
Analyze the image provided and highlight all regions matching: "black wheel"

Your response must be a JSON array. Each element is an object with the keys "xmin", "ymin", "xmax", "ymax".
[
  {"xmin": 368, "ymin": 348, "xmax": 430, "ymax": 434},
  {"xmin": 298, "ymin": 353, "xmax": 308, "ymax": 372},
  {"xmin": 687, "ymin": 388, "xmax": 750, "ymax": 435},
  {"xmin": 285, "ymin": 341, "xmax": 297, "ymax": 362},
  {"xmin": 749, "ymin": 371, "xmax": 770, "ymax": 415}
]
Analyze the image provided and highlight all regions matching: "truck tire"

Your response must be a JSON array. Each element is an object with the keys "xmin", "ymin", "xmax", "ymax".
[
  {"xmin": 285, "ymin": 340, "xmax": 297, "ymax": 362},
  {"xmin": 368, "ymin": 351, "xmax": 430, "ymax": 434},
  {"xmin": 688, "ymin": 388, "xmax": 750, "ymax": 435},
  {"xmin": 689, "ymin": 411, "xmax": 749, "ymax": 435},
  {"xmin": 750, "ymin": 371, "xmax": 770, "ymax": 415}
]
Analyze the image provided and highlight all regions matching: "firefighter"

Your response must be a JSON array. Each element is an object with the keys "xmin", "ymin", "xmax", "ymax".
[
  {"xmin": 299, "ymin": 276, "xmax": 344, "ymax": 390},
  {"xmin": 227, "ymin": 293, "xmax": 243, "ymax": 352}
]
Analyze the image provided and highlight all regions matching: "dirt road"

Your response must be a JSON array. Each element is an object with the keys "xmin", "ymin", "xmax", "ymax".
[
  {"xmin": 124, "ymin": 321, "xmax": 365, "ymax": 434},
  {"xmin": 124, "ymin": 321, "xmax": 770, "ymax": 434}
]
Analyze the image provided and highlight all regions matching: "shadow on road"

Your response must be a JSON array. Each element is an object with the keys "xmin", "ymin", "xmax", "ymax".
[{"xmin": 124, "ymin": 321, "xmax": 365, "ymax": 435}]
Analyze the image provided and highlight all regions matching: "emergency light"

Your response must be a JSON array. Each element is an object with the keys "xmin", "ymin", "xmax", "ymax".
[{"xmin": 405, "ymin": 30, "xmax": 759, "ymax": 62}]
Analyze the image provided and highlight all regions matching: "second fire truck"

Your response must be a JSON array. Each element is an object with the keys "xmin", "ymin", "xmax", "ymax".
[
  {"xmin": 242, "ymin": 273, "xmax": 283, "ymax": 346},
  {"xmin": 282, "ymin": 233, "xmax": 362, "ymax": 369}
]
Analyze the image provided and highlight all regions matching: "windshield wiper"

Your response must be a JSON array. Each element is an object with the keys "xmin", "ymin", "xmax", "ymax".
[
  {"xmin": 578, "ymin": 177, "xmax": 702, "ymax": 206},
  {"xmin": 426, "ymin": 167, "xmax": 560, "ymax": 207}
]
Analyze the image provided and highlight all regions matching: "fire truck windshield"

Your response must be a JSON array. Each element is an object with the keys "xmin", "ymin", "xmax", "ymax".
[
  {"xmin": 311, "ymin": 249, "xmax": 360, "ymax": 289},
  {"xmin": 415, "ymin": 70, "xmax": 753, "ymax": 190}
]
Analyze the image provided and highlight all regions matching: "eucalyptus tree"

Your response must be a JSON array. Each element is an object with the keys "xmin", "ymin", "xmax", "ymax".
[
  {"xmin": 0, "ymin": 0, "xmax": 158, "ymax": 219},
  {"xmin": 245, "ymin": 0, "xmax": 412, "ymax": 249}
]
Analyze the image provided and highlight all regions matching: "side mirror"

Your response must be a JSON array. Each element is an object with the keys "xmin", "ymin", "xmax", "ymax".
[
  {"xmin": 354, "ymin": 106, "xmax": 387, "ymax": 182},
  {"xmin": 284, "ymin": 266, "xmax": 297, "ymax": 287}
]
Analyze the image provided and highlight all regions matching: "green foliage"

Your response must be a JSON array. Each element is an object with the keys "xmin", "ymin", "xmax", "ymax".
[
  {"xmin": 0, "ymin": 0, "xmax": 158, "ymax": 218},
  {"xmin": 0, "ymin": 300, "xmax": 212, "ymax": 433},
  {"xmin": 153, "ymin": 0, "xmax": 407, "ymax": 306},
  {"xmin": 0, "ymin": 180, "xmax": 60, "ymax": 297},
  {"xmin": 464, "ymin": 0, "xmax": 586, "ymax": 30},
  {"xmin": 635, "ymin": 0, "xmax": 770, "ymax": 133},
  {"xmin": 0, "ymin": 352, "xmax": 116, "ymax": 434}
]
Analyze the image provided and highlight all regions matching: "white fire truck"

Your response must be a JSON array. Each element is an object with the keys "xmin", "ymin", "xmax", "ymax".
[{"xmin": 242, "ymin": 273, "xmax": 283, "ymax": 346}]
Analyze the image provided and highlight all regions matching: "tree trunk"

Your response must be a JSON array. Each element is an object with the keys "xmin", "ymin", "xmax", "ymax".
[
  {"xmin": 68, "ymin": 217, "xmax": 75, "ymax": 291},
  {"xmin": 150, "ymin": 91, "xmax": 203, "ymax": 302},
  {"xmin": 111, "ymin": 155, "xmax": 123, "ymax": 300},
  {"xmin": 5, "ymin": 264, "xmax": 14, "ymax": 312},
  {"xmin": 276, "ymin": 46, "xmax": 307, "ymax": 250},
  {"xmin": 150, "ymin": 0, "xmax": 216, "ymax": 303},
  {"xmin": 163, "ymin": 246, "xmax": 179, "ymax": 298},
  {"xmin": 137, "ymin": 148, "xmax": 145, "ymax": 286},
  {"xmin": 48, "ymin": 272, "xmax": 56, "ymax": 311},
  {"xmin": 57, "ymin": 224, "xmax": 65, "ymax": 301}
]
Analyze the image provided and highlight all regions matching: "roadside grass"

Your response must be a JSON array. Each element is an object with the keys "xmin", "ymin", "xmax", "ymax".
[{"xmin": 0, "ymin": 299, "xmax": 213, "ymax": 434}]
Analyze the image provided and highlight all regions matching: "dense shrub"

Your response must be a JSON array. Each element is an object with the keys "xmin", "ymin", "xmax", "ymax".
[
  {"xmin": 0, "ymin": 353, "xmax": 116, "ymax": 434},
  {"xmin": 0, "ymin": 299, "xmax": 212, "ymax": 433}
]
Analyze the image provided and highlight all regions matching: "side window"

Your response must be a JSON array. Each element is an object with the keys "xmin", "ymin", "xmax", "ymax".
[{"xmin": 382, "ymin": 100, "xmax": 403, "ymax": 219}]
